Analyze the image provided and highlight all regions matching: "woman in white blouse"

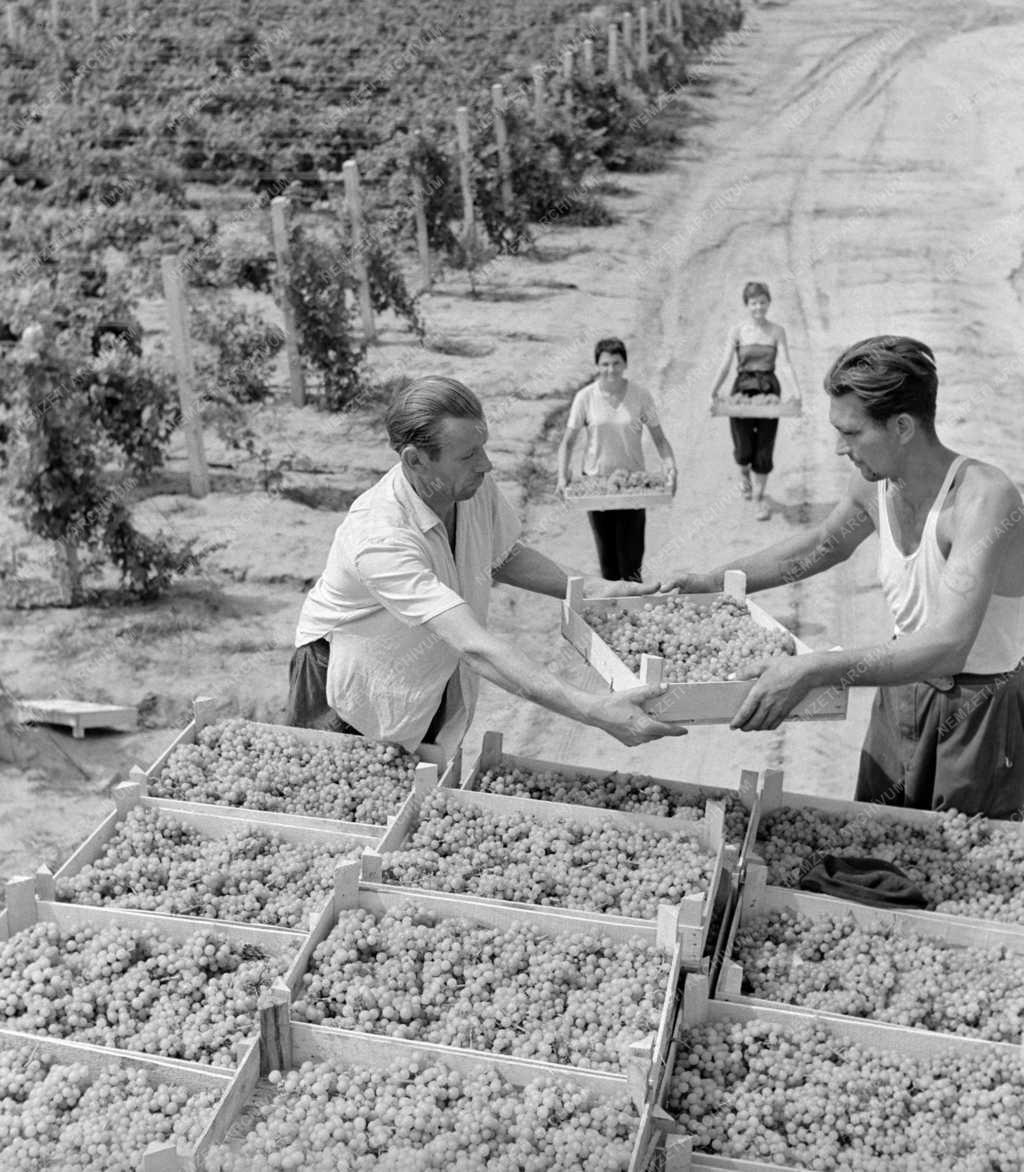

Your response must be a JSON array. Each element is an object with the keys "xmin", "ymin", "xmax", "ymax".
[{"xmin": 557, "ymin": 338, "xmax": 677, "ymax": 581}]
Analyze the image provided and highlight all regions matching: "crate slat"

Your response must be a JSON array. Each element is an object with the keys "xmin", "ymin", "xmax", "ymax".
[
  {"xmin": 564, "ymin": 489, "xmax": 674, "ymax": 511},
  {"xmin": 710, "ymin": 397, "xmax": 801, "ymax": 418}
]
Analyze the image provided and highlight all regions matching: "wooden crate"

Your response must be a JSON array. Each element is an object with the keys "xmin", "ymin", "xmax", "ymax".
[
  {"xmin": 651, "ymin": 971, "xmax": 1024, "ymax": 1172},
  {"xmin": 710, "ymin": 397, "xmax": 801, "ymax": 419},
  {"xmin": 142, "ymin": 697, "xmax": 456, "ymax": 823},
  {"xmin": 213, "ymin": 1015, "xmax": 654, "ymax": 1171},
  {"xmin": 561, "ymin": 572, "xmax": 848, "ymax": 724},
  {"xmin": 0, "ymin": 1024, "xmax": 254, "ymax": 1172},
  {"xmin": 268, "ymin": 860, "xmax": 682, "ymax": 1104},
  {"xmin": 565, "ymin": 487, "xmax": 674, "ymax": 511},
  {"xmin": 715, "ymin": 861, "xmax": 1024, "ymax": 1041},
  {"xmin": 44, "ymin": 778, "xmax": 381, "ymax": 933},
  {"xmin": 16, "ymin": 697, "xmax": 137, "ymax": 738},
  {"xmin": 0, "ymin": 880, "xmax": 306, "ymax": 1061},
  {"xmin": 459, "ymin": 730, "xmax": 763, "ymax": 857},
  {"xmin": 361, "ymin": 784, "xmax": 729, "ymax": 965}
]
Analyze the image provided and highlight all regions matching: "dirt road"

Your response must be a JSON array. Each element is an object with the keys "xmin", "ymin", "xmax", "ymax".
[{"xmin": 472, "ymin": 0, "xmax": 1024, "ymax": 793}]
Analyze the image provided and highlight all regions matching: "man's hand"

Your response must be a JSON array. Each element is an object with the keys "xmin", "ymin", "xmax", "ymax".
[
  {"xmin": 662, "ymin": 571, "xmax": 719, "ymax": 594},
  {"xmin": 588, "ymin": 683, "xmax": 688, "ymax": 746},
  {"xmin": 730, "ymin": 656, "xmax": 817, "ymax": 731},
  {"xmin": 583, "ymin": 577, "xmax": 662, "ymax": 598}
]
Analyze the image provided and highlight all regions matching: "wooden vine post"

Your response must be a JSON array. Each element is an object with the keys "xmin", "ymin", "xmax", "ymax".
[
  {"xmin": 673, "ymin": 0, "xmax": 684, "ymax": 39},
  {"xmin": 608, "ymin": 22, "xmax": 620, "ymax": 82},
  {"xmin": 622, "ymin": 12, "xmax": 634, "ymax": 80},
  {"xmin": 664, "ymin": 0, "xmax": 674, "ymax": 33},
  {"xmin": 639, "ymin": 6, "xmax": 649, "ymax": 71},
  {"xmin": 531, "ymin": 63, "xmax": 545, "ymax": 120},
  {"xmin": 90, "ymin": 0, "xmax": 99, "ymax": 23},
  {"xmin": 409, "ymin": 137, "xmax": 432, "ymax": 290},
  {"xmin": 582, "ymin": 37, "xmax": 594, "ymax": 78},
  {"xmin": 561, "ymin": 49, "xmax": 573, "ymax": 112},
  {"xmin": 454, "ymin": 106, "xmax": 477, "ymax": 255},
  {"xmin": 342, "ymin": 159, "xmax": 376, "ymax": 343},
  {"xmin": 491, "ymin": 84, "xmax": 514, "ymax": 220},
  {"xmin": 5, "ymin": 3, "xmax": 19, "ymax": 46},
  {"xmin": 160, "ymin": 256, "xmax": 210, "ymax": 499},
  {"xmin": 269, "ymin": 196, "xmax": 307, "ymax": 405},
  {"xmin": 49, "ymin": 0, "xmax": 59, "ymax": 33}
]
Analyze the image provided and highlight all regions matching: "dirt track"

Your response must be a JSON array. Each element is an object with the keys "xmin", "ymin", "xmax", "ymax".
[{"xmin": 472, "ymin": 0, "xmax": 1024, "ymax": 793}]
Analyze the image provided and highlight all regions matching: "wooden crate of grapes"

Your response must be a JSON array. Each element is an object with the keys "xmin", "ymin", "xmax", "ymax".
[
  {"xmin": 715, "ymin": 861, "xmax": 1024, "ymax": 1046},
  {"xmin": 709, "ymin": 395, "xmax": 801, "ymax": 419},
  {"xmin": 751, "ymin": 770, "xmax": 1024, "ymax": 927},
  {"xmin": 360, "ymin": 783, "xmax": 729, "ymax": 967},
  {"xmin": 648, "ymin": 972, "xmax": 1024, "ymax": 1171},
  {"xmin": 564, "ymin": 470, "xmax": 674, "ymax": 511},
  {"xmin": 142, "ymin": 699, "xmax": 455, "ymax": 828},
  {"xmin": 0, "ymin": 1025, "xmax": 250, "ymax": 1171},
  {"xmin": 561, "ymin": 572, "xmax": 848, "ymax": 724},
  {"xmin": 272, "ymin": 860, "xmax": 684, "ymax": 1100},
  {"xmin": 45, "ymin": 777, "xmax": 383, "ymax": 934}
]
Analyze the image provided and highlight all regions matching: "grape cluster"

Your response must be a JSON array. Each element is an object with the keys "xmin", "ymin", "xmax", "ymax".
[
  {"xmin": 584, "ymin": 595, "xmax": 794, "ymax": 681},
  {"xmin": 204, "ymin": 1057, "xmax": 636, "ymax": 1172},
  {"xmin": 151, "ymin": 718, "xmax": 421, "ymax": 823},
  {"xmin": 55, "ymin": 806, "xmax": 365, "ymax": 929},
  {"xmin": 758, "ymin": 806, "xmax": 1024, "ymax": 923},
  {"xmin": 0, "ymin": 921, "xmax": 287, "ymax": 1066},
  {"xmin": 735, "ymin": 908, "xmax": 1024, "ymax": 1042},
  {"xmin": 382, "ymin": 791, "xmax": 716, "ymax": 919},
  {"xmin": 0, "ymin": 1041, "xmax": 219, "ymax": 1171},
  {"xmin": 666, "ymin": 1018, "xmax": 1024, "ymax": 1169},
  {"xmin": 727, "ymin": 392, "xmax": 783, "ymax": 407},
  {"xmin": 477, "ymin": 764, "xmax": 750, "ymax": 841},
  {"xmin": 566, "ymin": 469, "xmax": 667, "ymax": 496},
  {"xmin": 291, "ymin": 901, "xmax": 670, "ymax": 1070}
]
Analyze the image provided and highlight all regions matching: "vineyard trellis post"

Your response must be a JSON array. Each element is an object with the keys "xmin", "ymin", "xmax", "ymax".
[
  {"xmin": 269, "ymin": 196, "xmax": 307, "ymax": 405},
  {"xmin": 160, "ymin": 256, "xmax": 210, "ymax": 499},
  {"xmin": 454, "ymin": 106, "xmax": 478, "ymax": 253},
  {"xmin": 608, "ymin": 22, "xmax": 620, "ymax": 82},
  {"xmin": 90, "ymin": 0, "xmax": 99, "ymax": 24},
  {"xmin": 582, "ymin": 37, "xmax": 594, "ymax": 78},
  {"xmin": 5, "ymin": 3, "xmax": 19, "ymax": 45},
  {"xmin": 562, "ymin": 49, "xmax": 573, "ymax": 112},
  {"xmin": 621, "ymin": 12, "xmax": 634, "ymax": 80},
  {"xmin": 491, "ymin": 84, "xmax": 515, "ymax": 219},
  {"xmin": 673, "ymin": 0, "xmax": 684, "ymax": 39},
  {"xmin": 639, "ymin": 7, "xmax": 649, "ymax": 71},
  {"xmin": 342, "ymin": 160, "xmax": 376, "ymax": 343},
  {"xmin": 663, "ymin": 0, "xmax": 673, "ymax": 33},
  {"xmin": 531, "ymin": 64, "xmax": 545, "ymax": 120},
  {"xmin": 410, "ymin": 159, "xmax": 432, "ymax": 291},
  {"xmin": 49, "ymin": 0, "xmax": 59, "ymax": 33}
]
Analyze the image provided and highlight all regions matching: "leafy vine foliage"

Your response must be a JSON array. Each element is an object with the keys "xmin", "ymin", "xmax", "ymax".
[{"xmin": 1, "ymin": 326, "xmax": 209, "ymax": 604}]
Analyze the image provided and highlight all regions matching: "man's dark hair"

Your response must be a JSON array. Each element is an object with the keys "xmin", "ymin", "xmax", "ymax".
[
  {"xmin": 594, "ymin": 337, "xmax": 627, "ymax": 364},
  {"xmin": 824, "ymin": 335, "xmax": 938, "ymax": 431},
  {"xmin": 385, "ymin": 376, "xmax": 484, "ymax": 458}
]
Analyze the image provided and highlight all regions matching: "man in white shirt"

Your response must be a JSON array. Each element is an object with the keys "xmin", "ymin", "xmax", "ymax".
[{"xmin": 289, "ymin": 376, "xmax": 686, "ymax": 757}]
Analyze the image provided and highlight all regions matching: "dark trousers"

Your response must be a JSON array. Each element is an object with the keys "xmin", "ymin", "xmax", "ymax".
[
  {"xmin": 286, "ymin": 637, "xmax": 450, "ymax": 743},
  {"xmin": 855, "ymin": 663, "xmax": 1024, "ymax": 820},
  {"xmin": 730, "ymin": 417, "xmax": 779, "ymax": 475},
  {"xmin": 587, "ymin": 509, "xmax": 645, "ymax": 582}
]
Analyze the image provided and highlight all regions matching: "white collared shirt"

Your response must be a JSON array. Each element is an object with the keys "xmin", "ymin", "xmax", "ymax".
[{"xmin": 294, "ymin": 464, "xmax": 521, "ymax": 754}]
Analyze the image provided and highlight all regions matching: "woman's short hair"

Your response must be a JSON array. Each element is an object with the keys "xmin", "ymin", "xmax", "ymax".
[
  {"xmin": 594, "ymin": 337, "xmax": 627, "ymax": 364},
  {"xmin": 824, "ymin": 336, "xmax": 937, "ymax": 430},
  {"xmin": 385, "ymin": 376, "xmax": 484, "ymax": 458},
  {"xmin": 742, "ymin": 281, "xmax": 771, "ymax": 304}
]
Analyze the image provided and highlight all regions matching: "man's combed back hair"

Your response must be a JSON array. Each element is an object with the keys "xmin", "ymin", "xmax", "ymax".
[
  {"xmin": 385, "ymin": 376, "xmax": 484, "ymax": 458},
  {"xmin": 824, "ymin": 335, "xmax": 938, "ymax": 430}
]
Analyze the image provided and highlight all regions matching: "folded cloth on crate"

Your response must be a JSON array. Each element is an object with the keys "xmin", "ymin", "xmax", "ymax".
[{"xmin": 799, "ymin": 854, "xmax": 928, "ymax": 909}]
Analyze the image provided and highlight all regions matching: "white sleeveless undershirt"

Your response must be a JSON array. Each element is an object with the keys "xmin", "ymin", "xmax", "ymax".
[{"xmin": 876, "ymin": 456, "xmax": 1024, "ymax": 674}]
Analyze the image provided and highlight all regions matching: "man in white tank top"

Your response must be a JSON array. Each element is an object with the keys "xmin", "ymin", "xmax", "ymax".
[{"xmin": 667, "ymin": 336, "xmax": 1024, "ymax": 819}]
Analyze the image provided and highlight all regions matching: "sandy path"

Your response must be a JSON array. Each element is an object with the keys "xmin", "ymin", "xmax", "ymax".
[{"xmin": 470, "ymin": 0, "xmax": 1024, "ymax": 793}]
